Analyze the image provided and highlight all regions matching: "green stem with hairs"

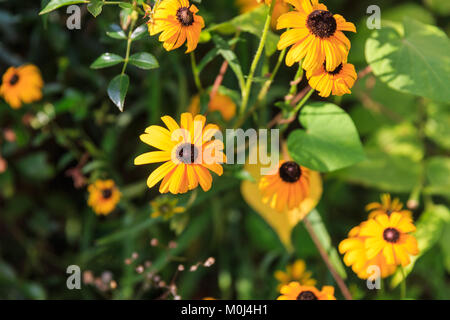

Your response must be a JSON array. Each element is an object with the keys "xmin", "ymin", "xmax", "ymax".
[
  {"xmin": 240, "ymin": 0, "xmax": 276, "ymax": 115},
  {"xmin": 190, "ymin": 52, "xmax": 203, "ymax": 92}
]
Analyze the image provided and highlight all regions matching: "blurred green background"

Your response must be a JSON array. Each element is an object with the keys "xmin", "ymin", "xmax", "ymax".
[{"xmin": 0, "ymin": 0, "xmax": 449, "ymax": 299}]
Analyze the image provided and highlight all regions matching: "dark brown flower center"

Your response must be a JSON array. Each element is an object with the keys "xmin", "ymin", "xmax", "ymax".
[
  {"xmin": 383, "ymin": 227, "xmax": 400, "ymax": 243},
  {"xmin": 279, "ymin": 161, "xmax": 302, "ymax": 183},
  {"xmin": 9, "ymin": 74, "xmax": 19, "ymax": 86},
  {"xmin": 102, "ymin": 188, "xmax": 113, "ymax": 199},
  {"xmin": 176, "ymin": 143, "xmax": 198, "ymax": 164},
  {"xmin": 176, "ymin": 7, "xmax": 194, "ymax": 26},
  {"xmin": 325, "ymin": 62, "xmax": 343, "ymax": 75},
  {"xmin": 297, "ymin": 290, "xmax": 318, "ymax": 300},
  {"xmin": 306, "ymin": 10, "xmax": 337, "ymax": 38}
]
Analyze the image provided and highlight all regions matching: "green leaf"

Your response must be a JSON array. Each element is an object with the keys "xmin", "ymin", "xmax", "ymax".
[
  {"xmin": 16, "ymin": 152, "xmax": 55, "ymax": 181},
  {"xmin": 287, "ymin": 102, "xmax": 365, "ymax": 172},
  {"xmin": 366, "ymin": 18, "xmax": 450, "ymax": 102},
  {"xmin": 39, "ymin": 0, "xmax": 88, "ymax": 15},
  {"xmin": 90, "ymin": 53, "xmax": 124, "ymax": 69},
  {"xmin": 106, "ymin": 24, "xmax": 127, "ymax": 39},
  {"xmin": 212, "ymin": 35, "xmax": 246, "ymax": 94},
  {"xmin": 336, "ymin": 149, "xmax": 420, "ymax": 193},
  {"xmin": 425, "ymin": 101, "xmax": 450, "ymax": 150},
  {"xmin": 131, "ymin": 24, "xmax": 148, "ymax": 40},
  {"xmin": 390, "ymin": 205, "xmax": 450, "ymax": 288},
  {"xmin": 440, "ymin": 223, "xmax": 450, "ymax": 273},
  {"xmin": 202, "ymin": 6, "xmax": 279, "ymax": 56},
  {"xmin": 305, "ymin": 210, "xmax": 347, "ymax": 279},
  {"xmin": 87, "ymin": 0, "xmax": 103, "ymax": 17},
  {"xmin": 107, "ymin": 74, "xmax": 129, "ymax": 112},
  {"xmin": 128, "ymin": 52, "xmax": 159, "ymax": 70},
  {"xmin": 424, "ymin": 157, "xmax": 450, "ymax": 197}
]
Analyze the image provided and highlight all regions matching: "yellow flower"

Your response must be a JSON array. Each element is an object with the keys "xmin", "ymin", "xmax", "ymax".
[
  {"xmin": 0, "ymin": 64, "xmax": 43, "ymax": 109},
  {"xmin": 259, "ymin": 160, "xmax": 313, "ymax": 212},
  {"xmin": 359, "ymin": 213, "xmax": 419, "ymax": 267},
  {"xmin": 236, "ymin": 0, "xmax": 290, "ymax": 29},
  {"xmin": 339, "ymin": 224, "xmax": 397, "ymax": 279},
  {"xmin": 274, "ymin": 259, "xmax": 316, "ymax": 290},
  {"xmin": 87, "ymin": 179, "xmax": 121, "ymax": 216},
  {"xmin": 277, "ymin": 0, "xmax": 356, "ymax": 71},
  {"xmin": 306, "ymin": 61, "xmax": 357, "ymax": 97},
  {"xmin": 188, "ymin": 94, "xmax": 237, "ymax": 121},
  {"xmin": 148, "ymin": 0, "xmax": 204, "ymax": 53},
  {"xmin": 241, "ymin": 146, "xmax": 322, "ymax": 250},
  {"xmin": 277, "ymin": 282, "xmax": 335, "ymax": 300},
  {"xmin": 366, "ymin": 193, "xmax": 413, "ymax": 220},
  {"xmin": 150, "ymin": 196, "xmax": 185, "ymax": 220},
  {"xmin": 134, "ymin": 113, "xmax": 225, "ymax": 194}
]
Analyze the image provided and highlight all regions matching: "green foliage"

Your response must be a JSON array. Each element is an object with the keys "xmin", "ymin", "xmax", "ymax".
[
  {"xmin": 287, "ymin": 102, "xmax": 365, "ymax": 172},
  {"xmin": 40, "ymin": 0, "xmax": 89, "ymax": 15},
  {"xmin": 107, "ymin": 74, "xmax": 130, "ymax": 112},
  {"xmin": 366, "ymin": 19, "xmax": 450, "ymax": 102}
]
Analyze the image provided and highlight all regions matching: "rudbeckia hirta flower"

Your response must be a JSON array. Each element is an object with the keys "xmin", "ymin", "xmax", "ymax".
[
  {"xmin": 188, "ymin": 93, "xmax": 237, "ymax": 121},
  {"xmin": 306, "ymin": 61, "xmax": 357, "ymax": 97},
  {"xmin": 0, "ymin": 64, "xmax": 43, "ymax": 109},
  {"xmin": 277, "ymin": 282, "xmax": 335, "ymax": 300},
  {"xmin": 134, "ymin": 113, "xmax": 225, "ymax": 194},
  {"xmin": 151, "ymin": 197, "xmax": 185, "ymax": 220},
  {"xmin": 259, "ymin": 160, "xmax": 311, "ymax": 212},
  {"xmin": 359, "ymin": 213, "xmax": 419, "ymax": 267},
  {"xmin": 277, "ymin": 0, "xmax": 356, "ymax": 71},
  {"xmin": 339, "ymin": 224, "xmax": 397, "ymax": 279},
  {"xmin": 366, "ymin": 193, "xmax": 413, "ymax": 220},
  {"xmin": 87, "ymin": 179, "xmax": 121, "ymax": 215},
  {"xmin": 148, "ymin": 0, "xmax": 204, "ymax": 53},
  {"xmin": 274, "ymin": 259, "xmax": 316, "ymax": 290},
  {"xmin": 241, "ymin": 146, "xmax": 322, "ymax": 250}
]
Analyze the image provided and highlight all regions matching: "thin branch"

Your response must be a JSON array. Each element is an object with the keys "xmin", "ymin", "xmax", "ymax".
[{"xmin": 303, "ymin": 217, "xmax": 353, "ymax": 300}]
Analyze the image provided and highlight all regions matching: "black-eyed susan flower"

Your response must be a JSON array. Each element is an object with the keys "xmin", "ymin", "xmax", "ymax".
[
  {"xmin": 0, "ymin": 64, "xmax": 43, "ymax": 109},
  {"xmin": 188, "ymin": 93, "xmax": 237, "ymax": 121},
  {"xmin": 277, "ymin": 282, "xmax": 335, "ymax": 300},
  {"xmin": 274, "ymin": 259, "xmax": 316, "ymax": 290},
  {"xmin": 87, "ymin": 179, "xmax": 121, "ymax": 216},
  {"xmin": 339, "ymin": 224, "xmax": 397, "ymax": 279},
  {"xmin": 150, "ymin": 196, "xmax": 185, "ymax": 220},
  {"xmin": 259, "ymin": 160, "xmax": 312, "ymax": 212},
  {"xmin": 366, "ymin": 194, "xmax": 413, "ymax": 220},
  {"xmin": 134, "ymin": 113, "xmax": 225, "ymax": 194},
  {"xmin": 236, "ymin": 0, "xmax": 290, "ymax": 29},
  {"xmin": 359, "ymin": 213, "xmax": 419, "ymax": 267},
  {"xmin": 306, "ymin": 61, "xmax": 357, "ymax": 97},
  {"xmin": 241, "ymin": 145, "xmax": 322, "ymax": 250},
  {"xmin": 148, "ymin": 0, "xmax": 204, "ymax": 53},
  {"xmin": 277, "ymin": 0, "xmax": 356, "ymax": 71}
]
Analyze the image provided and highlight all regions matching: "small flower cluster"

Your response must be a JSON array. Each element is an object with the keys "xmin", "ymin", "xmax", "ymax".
[
  {"xmin": 339, "ymin": 194, "xmax": 419, "ymax": 279},
  {"xmin": 276, "ymin": 0, "xmax": 357, "ymax": 97}
]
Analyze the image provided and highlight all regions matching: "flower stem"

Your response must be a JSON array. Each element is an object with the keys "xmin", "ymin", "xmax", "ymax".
[
  {"xmin": 303, "ymin": 217, "xmax": 353, "ymax": 300},
  {"xmin": 121, "ymin": 10, "xmax": 137, "ymax": 75},
  {"xmin": 400, "ymin": 266, "xmax": 407, "ymax": 300},
  {"xmin": 190, "ymin": 52, "xmax": 203, "ymax": 92},
  {"xmin": 240, "ymin": 0, "xmax": 276, "ymax": 115}
]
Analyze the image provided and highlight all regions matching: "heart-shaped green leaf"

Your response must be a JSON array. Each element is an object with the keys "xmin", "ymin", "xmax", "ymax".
[
  {"xmin": 107, "ymin": 74, "xmax": 129, "ymax": 112},
  {"xmin": 366, "ymin": 18, "xmax": 450, "ymax": 103},
  {"xmin": 287, "ymin": 102, "xmax": 365, "ymax": 172},
  {"xmin": 128, "ymin": 52, "xmax": 159, "ymax": 70},
  {"xmin": 90, "ymin": 53, "xmax": 123, "ymax": 69}
]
